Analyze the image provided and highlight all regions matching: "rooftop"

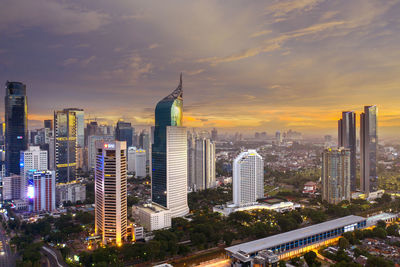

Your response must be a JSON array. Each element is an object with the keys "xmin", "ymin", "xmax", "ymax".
[{"xmin": 226, "ymin": 215, "xmax": 365, "ymax": 255}]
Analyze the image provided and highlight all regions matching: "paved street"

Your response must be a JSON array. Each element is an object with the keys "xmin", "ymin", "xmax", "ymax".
[{"xmin": 0, "ymin": 225, "xmax": 15, "ymax": 267}]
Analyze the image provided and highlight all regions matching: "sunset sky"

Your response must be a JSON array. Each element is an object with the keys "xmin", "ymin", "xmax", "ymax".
[{"xmin": 1, "ymin": 0, "xmax": 400, "ymax": 137}]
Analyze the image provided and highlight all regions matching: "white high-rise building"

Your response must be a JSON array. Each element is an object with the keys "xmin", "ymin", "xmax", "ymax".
[
  {"xmin": 3, "ymin": 175, "xmax": 24, "ymax": 200},
  {"xmin": 95, "ymin": 141, "xmax": 127, "ymax": 246},
  {"xmin": 233, "ymin": 150, "xmax": 264, "ymax": 207},
  {"xmin": 127, "ymin": 146, "xmax": 136, "ymax": 173},
  {"xmin": 135, "ymin": 149, "xmax": 146, "ymax": 178},
  {"xmin": 20, "ymin": 146, "xmax": 48, "ymax": 177},
  {"xmin": 56, "ymin": 182, "xmax": 86, "ymax": 205}
]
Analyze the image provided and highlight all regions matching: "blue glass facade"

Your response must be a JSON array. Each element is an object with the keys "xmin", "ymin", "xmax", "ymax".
[
  {"xmin": 115, "ymin": 121, "xmax": 133, "ymax": 147},
  {"xmin": 152, "ymin": 74, "xmax": 183, "ymax": 207},
  {"xmin": 5, "ymin": 81, "xmax": 28, "ymax": 176}
]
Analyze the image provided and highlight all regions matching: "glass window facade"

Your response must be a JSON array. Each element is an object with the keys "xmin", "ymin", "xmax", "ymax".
[{"xmin": 5, "ymin": 82, "xmax": 28, "ymax": 176}]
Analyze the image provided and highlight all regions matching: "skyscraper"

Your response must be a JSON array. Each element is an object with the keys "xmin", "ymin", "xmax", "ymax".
[
  {"xmin": 135, "ymin": 149, "xmax": 146, "ymax": 178},
  {"xmin": 127, "ymin": 146, "xmax": 136, "ymax": 173},
  {"xmin": 233, "ymin": 150, "xmax": 264, "ymax": 207},
  {"xmin": 152, "ymin": 74, "xmax": 189, "ymax": 218},
  {"xmin": 64, "ymin": 108, "xmax": 84, "ymax": 148},
  {"xmin": 360, "ymin": 105, "xmax": 378, "ymax": 194},
  {"xmin": 54, "ymin": 109, "xmax": 77, "ymax": 183},
  {"xmin": 211, "ymin": 128, "xmax": 218, "ymax": 141},
  {"xmin": 115, "ymin": 121, "xmax": 133, "ymax": 147},
  {"xmin": 338, "ymin": 111, "xmax": 356, "ymax": 191},
  {"xmin": 5, "ymin": 81, "xmax": 28, "ymax": 175},
  {"xmin": 188, "ymin": 136, "xmax": 216, "ymax": 191},
  {"xmin": 322, "ymin": 147, "xmax": 351, "ymax": 204},
  {"xmin": 95, "ymin": 141, "xmax": 127, "ymax": 246}
]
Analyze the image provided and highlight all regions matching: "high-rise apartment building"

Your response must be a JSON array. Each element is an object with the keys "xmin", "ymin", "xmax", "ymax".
[
  {"xmin": 152, "ymin": 74, "xmax": 189, "ymax": 218},
  {"xmin": 360, "ymin": 105, "xmax": 378, "ymax": 194},
  {"xmin": 26, "ymin": 170, "xmax": 56, "ymax": 212},
  {"xmin": 115, "ymin": 121, "xmax": 133, "ymax": 147},
  {"xmin": 56, "ymin": 181, "xmax": 86, "ymax": 205},
  {"xmin": 338, "ymin": 111, "xmax": 356, "ymax": 191},
  {"xmin": 322, "ymin": 147, "xmax": 351, "ymax": 204},
  {"xmin": 127, "ymin": 146, "xmax": 136, "ymax": 173},
  {"xmin": 135, "ymin": 149, "xmax": 146, "ymax": 178},
  {"xmin": 85, "ymin": 121, "xmax": 98, "ymax": 147},
  {"xmin": 54, "ymin": 109, "xmax": 77, "ymax": 183},
  {"xmin": 95, "ymin": 141, "xmax": 127, "ymax": 246},
  {"xmin": 233, "ymin": 150, "xmax": 264, "ymax": 207},
  {"xmin": 5, "ymin": 81, "xmax": 28, "ymax": 175},
  {"xmin": 188, "ymin": 136, "xmax": 216, "ymax": 191},
  {"xmin": 3, "ymin": 174, "xmax": 24, "ymax": 200}
]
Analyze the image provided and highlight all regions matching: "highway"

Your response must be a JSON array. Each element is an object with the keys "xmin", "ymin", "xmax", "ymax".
[
  {"xmin": 0, "ymin": 224, "xmax": 15, "ymax": 267},
  {"xmin": 41, "ymin": 246, "xmax": 67, "ymax": 267}
]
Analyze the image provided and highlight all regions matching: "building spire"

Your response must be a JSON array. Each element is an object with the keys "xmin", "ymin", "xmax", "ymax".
[{"xmin": 161, "ymin": 73, "xmax": 183, "ymax": 101}]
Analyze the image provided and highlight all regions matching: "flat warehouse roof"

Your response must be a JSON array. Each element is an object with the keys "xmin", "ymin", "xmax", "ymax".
[{"xmin": 226, "ymin": 215, "xmax": 365, "ymax": 255}]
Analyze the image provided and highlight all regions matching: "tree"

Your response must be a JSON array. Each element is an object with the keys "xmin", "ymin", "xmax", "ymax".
[
  {"xmin": 223, "ymin": 231, "xmax": 234, "ymax": 246},
  {"xmin": 366, "ymin": 256, "xmax": 394, "ymax": 267},
  {"xmin": 338, "ymin": 237, "xmax": 350, "ymax": 249},
  {"xmin": 387, "ymin": 224, "xmax": 399, "ymax": 236},
  {"xmin": 304, "ymin": 251, "xmax": 320, "ymax": 266},
  {"xmin": 372, "ymin": 227, "xmax": 387, "ymax": 239},
  {"xmin": 279, "ymin": 260, "xmax": 286, "ymax": 267},
  {"xmin": 376, "ymin": 220, "xmax": 387, "ymax": 229}
]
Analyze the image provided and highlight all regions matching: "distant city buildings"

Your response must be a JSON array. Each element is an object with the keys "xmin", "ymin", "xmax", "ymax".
[
  {"xmin": 115, "ymin": 121, "xmax": 133, "ymax": 147},
  {"xmin": 322, "ymin": 147, "xmax": 351, "ymax": 204},
  {"xmin": 338, "ymin": 111, "xmax": 356, "ymax": 191},
  {"xmin": 5, "ymin": 81, "xmax": 28, "ymax": 175},
  {"xmin": 88, "ymin": 135, "xmax": 114, "ymax": 170},
  {"xmin": 27, "ymin": 170, "xmax": 56, "ymax": 212},
  {"xmin": 95, "ymin": 141, "xmax": 127, "ymax": 246},
  {"xmin": 56, "ymin": 181, "xmax": 86, "ymax": 205},
  {"xmin": 135, "ymin": 149, "xmax": 146, "ymax": 178},
  {"xmin": 233, "ymin": 150, "xmax": 264, "ymax": 207},
  {"xmin": 211, "ymin": 128, "xmax": 218, "ymax": 141},
  {"xmin": 151, "ymin": 74, "xmax": 189, "ymax": 218},
  {"xmin": 54, "ymin": 109, "xmax": 78, "ymax": 183},
  {"xmin": 360, "ymin": 105, "xmax": 378, "ymax": 194},
  {"xmin": 127, "ymin": 146, "xmax": 136, "ymax": 173}
]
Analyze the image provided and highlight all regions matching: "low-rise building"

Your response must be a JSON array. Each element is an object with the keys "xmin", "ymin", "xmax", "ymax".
[
  {"xmin": 136, "ymin": 203, "xmax": 172, "ymax": 231},
  {"xmin": 302, "ymin": 181, "xmax": 317, "ymax": 195}
]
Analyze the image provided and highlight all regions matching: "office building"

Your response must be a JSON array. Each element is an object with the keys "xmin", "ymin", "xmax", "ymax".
[
  {"xmin": 188, "ymin": 136, "xmax": 216, "ymax": 191},
  {"xmin": 127, "ymin": 146, "xmax": 136, "ymax": 173},
  {"xmin": 20, "ymin": 146, "xmax": 48, "ymax": 178},
  {"xmin": 54, "ymin": 109, "xmax": 77, "ymax": 183},
  {"xmin": 137, "ymin": 203, "xmax": 172, "ymax": 231},
  {"xmin": 95, "ymin": 141, "xmax": 127, "ymax": 245},
  {"xmin": 115, "ymin": 121, "xmax": 133, "ymax": 147},
  {"xmin": 44, "ymin": 120, "xmax": 53, "ymax": 130},
  {"xmin": 135, "ymin": 149, "xmax": 146, "ymax": 178},
  {"xmin": 338, "ymin": 111, "xmax": 356, "ymax": 191},
  {"xmin": 85, "ymin": 121, "xmax": 98, "ymax": 147},
  {"xmin": 322, "ymin": 147, "xmax": 351, "ymax": 204},
  {"xmin": 152, "ymin": 74, "xmax": 189, "ymax": 218},
  {"xmin": 65, "ymin": 108, "xmax": 84, "ymax": 148},
  {"xmin": 26, "ymin": 170, "xmax": 56, "ymax": 212},
  {"xmin": 56, "ymin": 181, "xmax": 86, "ymax": 205},
  {"xmin": 88, "ymin": 135, "xmax": 114, "ymax": 170},
  {"xmin": 275, "ymin": 131, "xmax": 282, "ymax": 144},
  {"xmin": 233, "ymin": 150, "xmax": 264, "ymax": 207},
  {"xmin": 139, "ymin": 130, "xmax": 151, "ymax": 167},
  {"xmin": 5, "ymin": 81, "xmax": 28, "ymax": 175},
  {"xmin": 360, "ymin": 105, "xmax": 378, "ymax": 194},
  {"xmin": 3, "ymin": 174, "xmax": 24, "ymax": 200},
  {"xmin": 211, "ymin": 128, "xmax": 218, "ymax": 141}
]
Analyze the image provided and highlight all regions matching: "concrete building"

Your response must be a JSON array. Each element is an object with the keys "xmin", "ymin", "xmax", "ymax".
[
  {"xmin": 322, "ymin": 147, "xmax": 351, "ymax": 204},
  {"xmin": 360, "ymin": 105, "xmax": 378, "ymax": 194},
  {"xmin": 26, "ymin": 170, "xmax": 56, "ymax": 212},
  {"xmin": 233, "ymin": 150, "xmax": 264, "ymax": 207},
  {"xmin": 137, "ymin": 203, "xmax": 172, "ymax": 231},
  {"xmin": 3, "ymin": 175, "xmax": 24, "ymax": 200},
  {"xmin": 56, "ymin": 181, "xmax": 86, "ymax": 205},
  {"xmin": 127, "ymin": 146, "xmax": 136, "ymax": 173},
  {"xmin": 95, "ymin": 141, "xmax": 127, "ymax": 246},
  {"xmin": 64, "ymin": 108, "xmax": 84, "ymax": 148},
  {"xmin": 88, "ymin": 135, "xmax": 114, "ymax": 170},
  {"xmin": 135, "ymin": 149, "xmax": 146, "ymax": 178},
  {"xmin": 20, "ymin": 146, "xmax": 48, "ymax": 178}
]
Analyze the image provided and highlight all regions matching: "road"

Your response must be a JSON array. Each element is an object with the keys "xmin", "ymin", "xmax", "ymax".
[
  {"xmin": 41, "ymin": 246, "xmax": 67, "ymax": 267},
  {"xmin": 0, "ymin": 225, "xmax": 15, "ymax": 267}
]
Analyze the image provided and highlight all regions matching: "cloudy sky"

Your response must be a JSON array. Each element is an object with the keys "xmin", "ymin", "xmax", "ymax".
[{"xmin": 1, "ymin": 0, "xmax": 400, "ymax": 137}]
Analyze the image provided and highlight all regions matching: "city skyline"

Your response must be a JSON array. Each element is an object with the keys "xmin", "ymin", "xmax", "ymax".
[{"xmin": 1, "ymin": 1, "xmax": 400, "ymax": 137}]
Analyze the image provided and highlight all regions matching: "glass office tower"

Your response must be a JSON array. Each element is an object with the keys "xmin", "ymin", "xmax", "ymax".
[
  {"xmin": 5, "ymin": 81, "xmax": 28, "ymax": 176},
  {"xmin": 115, "ymin": 121, "xmax": 133, "ymax": 147},
  {"xmin": 338, "ymin": 111, "xmax": 356, "ymax": 191},
  {"xmin": 360, "ymin": 106, "xmax": 378, "ymax": 194},
  {"xmin": 152, "ymin": 74, "xmax": 188, "ymax": 217}
]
